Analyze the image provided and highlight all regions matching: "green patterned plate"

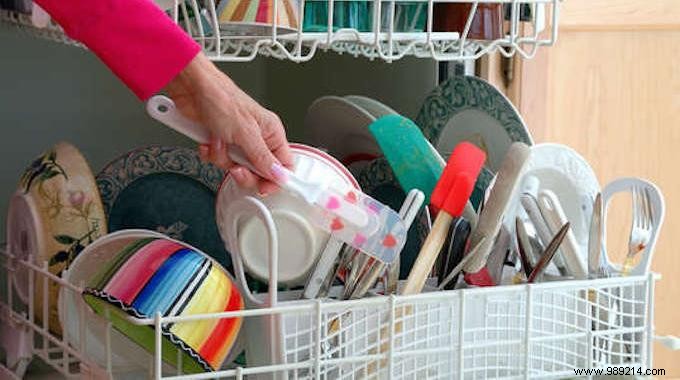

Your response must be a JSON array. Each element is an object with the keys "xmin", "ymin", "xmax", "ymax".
[
  {"xmin": 415, "ymin": 76, "xmax": 533, "ymax": 173},
  {"xmin": 96, "ymin": 146, "xmax": 231, "ymax": 270}
]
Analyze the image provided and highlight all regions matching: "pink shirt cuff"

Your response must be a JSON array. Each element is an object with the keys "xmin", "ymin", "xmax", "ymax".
[{"xmin": 35, "ymin": 0, "xmax": 201, "ymax": 100}]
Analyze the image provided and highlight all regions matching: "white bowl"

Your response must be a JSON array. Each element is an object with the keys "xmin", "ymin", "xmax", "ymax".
[{"xmin": 215, "ymin": 144, "xmax": 359, "ymax": 286}]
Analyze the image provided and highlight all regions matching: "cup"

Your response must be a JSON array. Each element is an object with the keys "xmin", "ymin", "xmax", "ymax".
[{"xmin": 433, "ymin": 3, "xmax": 503, "ymax": 40}]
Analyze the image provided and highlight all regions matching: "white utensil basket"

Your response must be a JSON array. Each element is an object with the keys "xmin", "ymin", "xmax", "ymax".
[{"xmin": 0, "ymin": 242, "xmax": 665, "ymax": 380}]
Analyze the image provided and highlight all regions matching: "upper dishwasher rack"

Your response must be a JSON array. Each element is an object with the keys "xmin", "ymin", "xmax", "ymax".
[{"xmin": 0, "ymin": 0, "xmax": 559, "ymax": 62}]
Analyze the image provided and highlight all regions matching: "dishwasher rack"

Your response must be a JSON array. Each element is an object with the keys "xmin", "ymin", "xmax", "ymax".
[
  {"xmin": 1, "ymin": 0, "xmax": 560, "ymax": 63},
  {"xmin": 0, "ymin": 243, "xmax": 665, "ymax": 380}
]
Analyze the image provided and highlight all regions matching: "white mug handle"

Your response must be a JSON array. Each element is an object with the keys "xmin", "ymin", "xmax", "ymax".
[{"xmin": 223, "ymin": 197, "xmax": 279, "ymax": 307}]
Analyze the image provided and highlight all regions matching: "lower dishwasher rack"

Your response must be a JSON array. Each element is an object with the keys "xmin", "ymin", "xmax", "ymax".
[{"xmin": 0, "ymin": 245, "xmax": 662, "ymax": 379}]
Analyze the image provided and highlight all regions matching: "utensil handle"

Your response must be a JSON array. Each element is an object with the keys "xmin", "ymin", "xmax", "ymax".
[
  {"xmin": 538, "ymin": 190, "xmax": 587, "ymax": 279},
  {"xmin": 147, "ymin": 95, "xmax": 211, "ymax": 144},
  {"xmin": 401, "ymin": 211, "xmax": 453, "ymax": 295}
]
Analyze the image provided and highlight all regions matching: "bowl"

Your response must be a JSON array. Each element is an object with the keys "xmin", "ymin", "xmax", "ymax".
[
  {"xmin": 60, "ymin": 230, "xmax": 168, "ymax": 374},
  {"xmin": 215, "ymin": 144, "xmax": 359, "ymax": 287},
  {"xmin": 81, "ymin": 233, "xmax": 244, "ymax": 373},
  {"xmin": 217, "ymin": 0, "xmax": 300, "ymax": 36},
  {"xmin": 7, "ymin": 142, "xmax": 107, "ymax": 336}
]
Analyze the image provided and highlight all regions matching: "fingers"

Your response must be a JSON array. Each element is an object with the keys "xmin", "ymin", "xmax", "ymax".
[
  {"xmin": 259, "ymin": 110, "xmax": 294, "ymax": 169},
  {"xmin": 230, "ymin": 166, "xmax": 260, "ymax": 189},
  {"xmin": 234, "ymin": 122, "xmax": 280, "ymax": 180},
  {"xmin": 201, "ymin": 145, "xmax": 275, "ymax": 195}
]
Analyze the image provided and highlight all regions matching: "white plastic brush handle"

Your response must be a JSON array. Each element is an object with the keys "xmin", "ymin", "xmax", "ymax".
[{"xmin": 601, "ymin": 177, "xmax": 665, "ymax": 276}]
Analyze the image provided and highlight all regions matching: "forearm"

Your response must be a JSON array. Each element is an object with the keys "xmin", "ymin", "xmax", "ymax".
[{"xmin": 35, "ymin": 0, "xmax": 201, "ymax": 100}]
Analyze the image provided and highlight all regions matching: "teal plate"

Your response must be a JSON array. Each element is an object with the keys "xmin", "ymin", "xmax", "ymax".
[
  {"xmin": 415, "ymin": 75, "xmax": 533, "ymax": 174},
  {"xmin": 96, "ymin": 146, "xmax": 231, "ymax": 270}
]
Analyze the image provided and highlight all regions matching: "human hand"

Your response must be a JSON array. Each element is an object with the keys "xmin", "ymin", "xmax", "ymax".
[{"xmin": 164, "ymin": 53, "xmax": 293, "ymax": 195}]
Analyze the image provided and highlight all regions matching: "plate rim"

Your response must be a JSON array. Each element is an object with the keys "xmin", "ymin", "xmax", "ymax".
[{"xmin": 415, "ymin": 75, "xmax": 533, "ymax": 171}]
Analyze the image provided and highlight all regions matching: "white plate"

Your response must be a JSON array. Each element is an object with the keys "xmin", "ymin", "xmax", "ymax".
[
  {"xmin": 305, "ymin": 96, "xmax": 378, "ymax": 164},
  {"xmin": 344, "ymin": 95, "xmax": 398, "ymax": 119},
  {"xmin": 59, "ymin": 229, "xmax": 168, "ymax": 374},
  {"xmin": 216, "ymin": 144, "xmax": 360, "ymax": 287},
  {"xmin": 515, "ymin": 144, "xmax": 600, "ymax": 255}
]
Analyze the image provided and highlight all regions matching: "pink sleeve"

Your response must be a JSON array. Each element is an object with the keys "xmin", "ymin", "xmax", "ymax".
[{"xmin": 34, "ymin": 0, "xmax": 201, "ymax": 100}]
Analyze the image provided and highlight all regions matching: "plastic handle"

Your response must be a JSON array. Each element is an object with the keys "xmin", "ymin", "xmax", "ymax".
[
  {"xmin": 601, "ymin": 177, "xmax": 665, "ymax": 276},
  {"xmin": 146, "ymin": 95, "xmax": 211, "ymax": 144}
]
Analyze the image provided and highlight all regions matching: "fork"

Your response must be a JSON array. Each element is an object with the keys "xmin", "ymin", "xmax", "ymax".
[{"xmin": 621, "ymin": 186, "xmax": 653, "ymax": 275}]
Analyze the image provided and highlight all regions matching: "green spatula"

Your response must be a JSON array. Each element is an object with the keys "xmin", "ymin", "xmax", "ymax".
[{"xmin": 368, "ymin": 115, "xmax": 443, "ymax": 205}]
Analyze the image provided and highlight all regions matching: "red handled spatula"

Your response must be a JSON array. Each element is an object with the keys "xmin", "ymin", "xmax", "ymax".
[{"xmin": 401, "ymin": 142, "xmax": 486, "ymax": 295}]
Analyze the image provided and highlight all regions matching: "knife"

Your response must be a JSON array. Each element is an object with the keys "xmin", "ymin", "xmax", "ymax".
[
  {"xmin": 520, "ymin": 193, "xmax": 566, "ymax": 275},
  {"xmin": 528, "ymin": 223, "xmax": 570, "ymax": 283},
  {"xmin": 515, "ymin": 217, "xmax": 534, "ymax": 278},
  {"xmin": 588, "ymin": 193, "xmax": 603, "ymax": 278}
]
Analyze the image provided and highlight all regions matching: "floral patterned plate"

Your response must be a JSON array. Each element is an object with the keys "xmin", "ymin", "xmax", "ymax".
[
  {"xmin": 7, "ymin": 142, "xmax": 107, "ymax": 336},
  {"xmin": 415, "ymin": 75, "xmax": 533, "ymax": 173},
  {"xmin": 95, "ymin": 146, "xmax": 231, "ymax": 270}
]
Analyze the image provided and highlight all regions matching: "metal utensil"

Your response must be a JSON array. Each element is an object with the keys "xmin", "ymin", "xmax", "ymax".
[
  {"xmin": 385, "ymin": 190, "xmax": 426, "ymax": 295},
  {"xmin": 303, "ymin": 239, "xmax": 345, "ymax": 299},
  {"xmin": 527, "ymin": 223, "xmax": 569, "ymax": 283},
  {"xmin": 588, "ymin": 193, "xmax": 603, "ymax": 278},
  {"xmin": 537, "ymin": 190, "xmax": 587, "ymax": 279},
  {"xmin": 622, "ymin": 186, "xmax": 654, "ymax": 275},
  {"xmin": 601, "ymin": 177, "xmax": 665, "ymax": 276},
  {"xmin": 521, "ymin": 193, "xmax": 566, "ymax": 275},
  {"xmin": 436, "ymin": 218, "xmax": 471, "ymax": 290},
  {"xmin": 349, "ymin": 190, "xmax": 425, "ymax": 299},
  {"xmin": 437, "ymin": 237, "xmax": 489, "ymax": 290},
  {"xmin": 515, "ymin": 217, "xmax": 534, "ymax": 278}
]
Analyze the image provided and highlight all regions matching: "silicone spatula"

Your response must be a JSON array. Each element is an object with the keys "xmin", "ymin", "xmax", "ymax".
[
  {"xmin": 401, "ymin": 142, "xmax": 486, "ymax": 295},
  {"xmin": 146, "ymin": 95, "xmax": 406, "ymax": 264}
]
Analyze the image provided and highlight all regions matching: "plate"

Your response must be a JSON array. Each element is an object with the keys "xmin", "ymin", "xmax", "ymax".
[
  {"xmin": 96, "ymin": 146, "xmax": 231, "ymax": 270},
  {"xmin": 415, "ymin": 75, "xmax": 533, "ymax": 172},
  {"xmin": 7, "ymin": 142, "xmax": 107, "ymax": 336},
  {"xmin": 216, "ymin": 144, "xmax": 359, "ymax": 287},
  {"xmin": 60, "ymin": 229, "xmax": 167, "ymax": 374},
  {"xmin": 305, "ymin": 96, "xmax": 379, "ymax": 170},
  {"xmin": 516, "ymin": 143, "xmax": 600, "ymax": 255},
  {"xmin": 344, "ymin": 95, "xmax": 398, "ymax": 119}
]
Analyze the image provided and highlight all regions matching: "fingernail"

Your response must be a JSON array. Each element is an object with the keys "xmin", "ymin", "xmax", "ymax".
[{"xmin": 270, "ymin": 163, "xmax": 288, "ymax": 182}]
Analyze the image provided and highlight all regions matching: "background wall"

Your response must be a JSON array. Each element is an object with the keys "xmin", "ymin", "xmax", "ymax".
[{"xmin": 0, "ymin": 27, "xmax": 437, "ymax": 239}]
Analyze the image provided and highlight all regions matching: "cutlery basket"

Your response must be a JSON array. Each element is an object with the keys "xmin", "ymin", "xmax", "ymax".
[
  {"xmin": 0, "ymin": 244, "xmax": 661, "ymax": 379},
  {"xmin": 235, "ymin": 275, "xmax": 655, "ymax": 380}
]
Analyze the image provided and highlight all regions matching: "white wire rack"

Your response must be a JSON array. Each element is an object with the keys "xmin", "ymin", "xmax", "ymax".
[
  {"xmin": 1, "ymin": 243, "xmax": 674, "ymax": 380},
  {"xmin": 0, "ymin": 0, "xmax": 559, "ymax": 62}
]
